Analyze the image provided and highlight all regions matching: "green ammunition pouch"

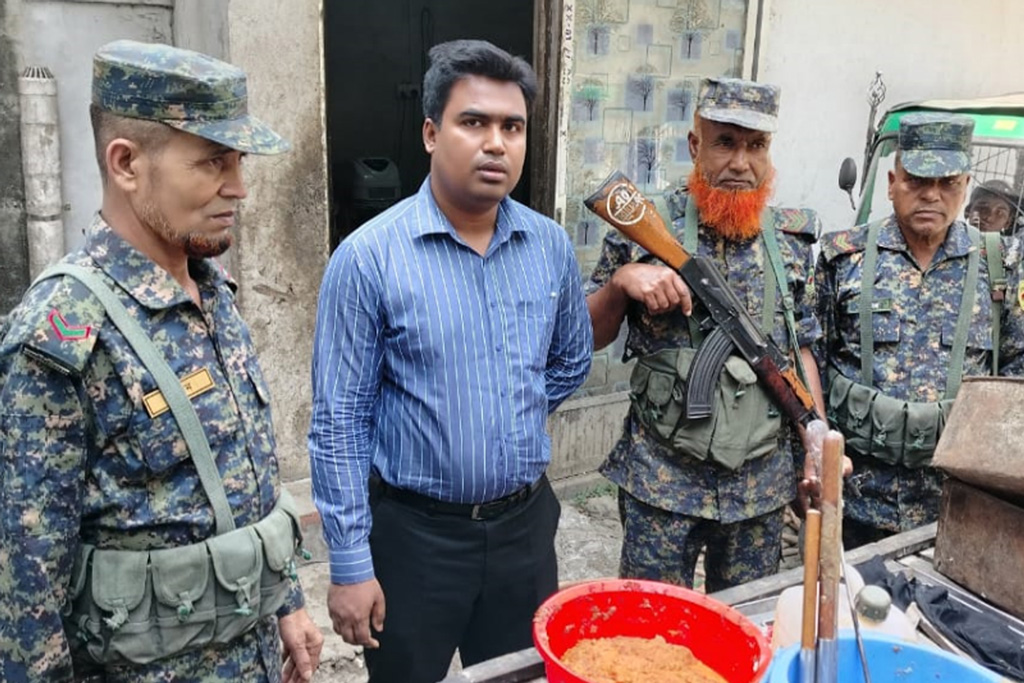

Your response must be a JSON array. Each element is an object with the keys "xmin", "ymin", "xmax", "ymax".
[
  {"xmin": 37, "ymin": 265, "xmax": 304, "ymax": 666},
  {"xmin": 828, "ymin": 222, "xmax": 997, "ymax": 469},
  {"xmin": 628, "ymin": 205, "xmax": 803, "ymax": 471},
  {"xmin": 630, "ymin": 347, "xmax": 781, "ymax": 470},
  {"xmin": 65, "ymin": 490, "xmax": 302, "ymax": 665},
  {"xmin": 826, "ymin": 371, "xmax": 953, "ymax": 469}
]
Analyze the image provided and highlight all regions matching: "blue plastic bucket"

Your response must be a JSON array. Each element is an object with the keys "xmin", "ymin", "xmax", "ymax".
[{"xmin": 764, "ymin": 631, "xmax": 1001, "ymax": 682}]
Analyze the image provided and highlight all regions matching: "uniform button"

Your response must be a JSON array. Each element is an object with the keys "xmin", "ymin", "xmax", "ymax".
[
  {"xmin": 490, "ymin": 301, "xmax": 497, "ymax": 309},
  {"xmin": 495, "ymin": 344, "xmax": 503, "ymax": 352}
]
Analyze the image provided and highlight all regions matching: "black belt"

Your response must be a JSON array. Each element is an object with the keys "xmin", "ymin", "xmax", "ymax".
[{"xmin": 379, "ymin": 475, "xmax": 545, "ymax": 521}]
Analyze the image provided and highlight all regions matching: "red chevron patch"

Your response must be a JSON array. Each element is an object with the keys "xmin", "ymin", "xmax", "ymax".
[{"xmin": 49, "ymin": 309, "xmax": 92, "ymax": 341}]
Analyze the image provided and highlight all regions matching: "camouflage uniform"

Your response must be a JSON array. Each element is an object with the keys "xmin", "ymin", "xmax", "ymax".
[
  {"xmin": 0, "ymin": 41, "xmax": 299, "ymax": 682},
  {"xmin": 999, "ymin": 246, "xmax": 1024, "ymax": 376},
  {"xmin": 587, "ymin": 78, "xmax": 822, "ymax": 592},
  {"xmin": 817, "ymin": 114, "xmax": 1000, "ymax": 545}
]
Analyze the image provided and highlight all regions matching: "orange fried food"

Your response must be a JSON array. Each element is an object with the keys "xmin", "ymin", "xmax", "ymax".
[{"xmin": 560, "ymin": 635, "xmax": 729, "ymax": 683}]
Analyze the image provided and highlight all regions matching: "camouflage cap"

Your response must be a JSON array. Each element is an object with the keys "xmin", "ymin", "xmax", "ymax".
[
  {"xmin": 696, "ymin": 77, "xmax": 780, "ymax": 133},
  {"xmin": 92, "ymin": 40, "xmax": 289, "ymax": 155},
  {"xmin": 898, "ymin": 113, "xmax": 973, "ymax": 178}
]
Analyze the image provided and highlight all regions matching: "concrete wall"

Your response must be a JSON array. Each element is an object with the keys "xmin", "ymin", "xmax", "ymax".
[
  {"xmin": 227, "ymin": 0, "xmax": 329, "ymax": 482},
  {"xmin": 0, "ymin": 0, "xmax": 29, "ymax": 315},
  {"xmin": 15, "ymin": 0, "xmax": 173, "ymax": 253},
  {"xmin": 173, "ymin": 0, "xmax": 228, "ymax": 60},
  {"xmin": 760, "ymin": 0, "xmax": 1024, "ymax": 234},
  {"xmin": 546, "ymin": 392, "xmax": 629, "ymax": 481}
]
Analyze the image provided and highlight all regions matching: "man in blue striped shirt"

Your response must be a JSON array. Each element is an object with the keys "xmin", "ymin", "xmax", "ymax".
[{"xmin": 308, "ymin": 40, "xmax": 592, "ymax": 683}]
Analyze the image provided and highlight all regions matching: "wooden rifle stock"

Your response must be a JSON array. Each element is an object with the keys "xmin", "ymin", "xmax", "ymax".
[
  {"xmin": 583, "ymin": 171, "xmax": 690, "ymax": 270},
  {"xmin": 583, "ymin": 170, "xmax": 819, "ymax": 428}
]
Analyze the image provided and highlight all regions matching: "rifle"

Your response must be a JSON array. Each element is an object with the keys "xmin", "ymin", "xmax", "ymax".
[{"xmin": 584, "ymin": 170, "xmax": 820, "ymax": 429}]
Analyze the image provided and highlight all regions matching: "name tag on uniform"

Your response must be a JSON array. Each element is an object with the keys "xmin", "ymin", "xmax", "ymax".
[{"xmin": 142, "ymin": 368, "xmax": 215, "ymax": 418}]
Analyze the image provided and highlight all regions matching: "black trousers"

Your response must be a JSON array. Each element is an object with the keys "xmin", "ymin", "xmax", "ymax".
[{"xmin": 364, "ymin": 477, "xmax": 560, "ymax": 683}]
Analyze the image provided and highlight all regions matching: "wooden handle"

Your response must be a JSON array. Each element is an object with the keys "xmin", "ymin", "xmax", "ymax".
[
  {"xmin": 801, "ymin": 509, "xmax": 822, "ymax": 650},
  {"xmin": 583, "ymin": 171, "xmax": 690, "ymax": 270},
  {"xmin": 817, "ymin": 430, "xmax": 845, "ymax": 642}
]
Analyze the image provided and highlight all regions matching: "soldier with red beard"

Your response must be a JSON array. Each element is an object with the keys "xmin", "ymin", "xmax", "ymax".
[{"xmin": 585, "ymin": 77, "xmax": 826, "ymax": 590}]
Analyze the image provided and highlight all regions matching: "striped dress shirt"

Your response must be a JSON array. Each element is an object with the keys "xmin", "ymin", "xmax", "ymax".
[{"xmin": 309, "ymin": 179, "xmax": 593, "ymax": 584}]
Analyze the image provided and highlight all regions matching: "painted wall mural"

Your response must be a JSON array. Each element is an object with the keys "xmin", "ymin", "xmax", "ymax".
[{"xmin": 565, "ymin": 0, "xmax": 751, "ymax": 273}]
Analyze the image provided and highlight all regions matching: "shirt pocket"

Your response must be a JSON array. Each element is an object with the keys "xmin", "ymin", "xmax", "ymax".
[
  {"xmin": 127, "ymin": 371, "xmax": 242, "ymax": 476},
  {"xmin": 941, "ymin": 315, "xmax": 992, "ymax": 353},
  {"xmin": 841, "ymin": 295, "xmax": 900, "ymax": 346}
]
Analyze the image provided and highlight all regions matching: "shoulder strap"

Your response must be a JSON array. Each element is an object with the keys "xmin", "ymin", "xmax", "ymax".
[
  {"xmin": 761, "ymin": 210, "xmax": 797, "ymax": 337},
  {"xmin": 982, "ymin": 230, "xmax": 1005, "ymax": 375},
  {"xmin": 38, "ymin": 264, "xmax": 236, "ymax": 536},
  {"xmin": 859, "ymin": 220, "xmax": 885, "ymax": 385},
  {"xmin": 761, "ymin": 209, "xmax": 810, "ymax": 386},
  {"xmin": 945, "ymin": 228, "xmax": 981, "ymax": 398},
  {"xmin": 683, "ymin": 200, "xmax": 704, "ymax": 346}
]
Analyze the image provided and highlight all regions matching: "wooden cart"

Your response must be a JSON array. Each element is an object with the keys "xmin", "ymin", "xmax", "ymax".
[{"xmin": 439, "ymin": 523, "xmax": 1024, "ymax": 682}]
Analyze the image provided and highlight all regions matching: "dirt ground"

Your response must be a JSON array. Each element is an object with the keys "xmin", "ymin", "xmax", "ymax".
[{"xmin": 298, "ymin": 482, "xmax": 801, "ymax": 682}]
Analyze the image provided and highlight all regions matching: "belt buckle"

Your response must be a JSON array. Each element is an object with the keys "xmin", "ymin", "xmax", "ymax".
[{"xmin": 470, "ymin": 503, "xmax": 485, "ymax": 521}]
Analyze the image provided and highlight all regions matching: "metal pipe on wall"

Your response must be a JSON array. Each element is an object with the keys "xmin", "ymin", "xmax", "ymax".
[{"xmin": 18, "ymin": 66, "xmax": 65, "ymax": 278}]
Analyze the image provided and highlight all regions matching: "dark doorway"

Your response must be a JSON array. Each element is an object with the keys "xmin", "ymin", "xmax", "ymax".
[{"xmin": 324, "ymin": 0, "xmax": 535, "ymax": 251}]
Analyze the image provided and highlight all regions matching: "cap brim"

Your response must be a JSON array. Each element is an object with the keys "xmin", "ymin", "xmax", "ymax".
[
  {"xmin": 700, "ymin": 107, "xmax": 777, "ymax": 133},
  {"xmin": 167, "ymin": 114, "xmax": 291, "ymax": 155},
  {"xmin": 901, "ymin": 150, "xmax": 970, "ymax": 178}
]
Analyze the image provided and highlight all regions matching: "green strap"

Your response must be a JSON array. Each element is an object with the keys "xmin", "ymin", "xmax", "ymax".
[
  {"xmin": 683, "ymin": 201, "xmax": 704, "ymax": 346},
  {"xmin": 859, "ymin": 220, "xmax": 883, "ymax": 386},
  {"xmin": 946, "ymin": 228, "xmax": 980, "ymax": 397},
  {"xmin": 982, "ymin": 231, "xmax": 1005, "ymax": 375},
  {"xmin": 38, "ymin": 264, "xmax": 236, "ymax": 535},
  {"xmin": 859, "ymin": 223, "xmax": 979, "ymax": 399},
  {"xmin": 760, "ymin": 212, "xmax": 809, "ymax": 385},
  {"xmin": 683, "ymin": 202, "xmax": 779, "ymax": 338}
]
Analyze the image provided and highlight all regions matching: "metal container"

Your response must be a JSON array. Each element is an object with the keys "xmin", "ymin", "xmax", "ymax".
[{"xmin": 932, "ymin": 377, "xmax": 1024, "ymax": 500}]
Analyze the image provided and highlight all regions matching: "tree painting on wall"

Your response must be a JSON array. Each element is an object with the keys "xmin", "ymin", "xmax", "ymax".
[
  {"xmin": 666, "ymin": 81, "xmax": 696, "ymax": 121},
  {"xmin": 671, "ymin": 0, "xmax": 716, "ymax": 60},
  {"xmin": 635, "ymin": 138, "xmax": 658, "ymax": 185},
  {"xmin": 575, "ymin": 79, "xmax": 607, "ymax": 121},
  {"xmin": 627, "ymin": 64, "xmax": 658, "ymax": 112},
  {"xmin": 578, "ymin": 0, "xmax": 617, "ymax": 56}
]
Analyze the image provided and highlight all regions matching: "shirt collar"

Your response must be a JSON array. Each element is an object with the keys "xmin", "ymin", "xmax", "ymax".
[
  {"xmin": 878, "ymin": 214, "xmax": 975, "ymax": 261},
  {"xmin": 412, "ymin": 176, "xmax": 530, "ymax": 246},
  {"xmin": 85, "ymin": 213, "xmax": 235, "ymax": 310}
]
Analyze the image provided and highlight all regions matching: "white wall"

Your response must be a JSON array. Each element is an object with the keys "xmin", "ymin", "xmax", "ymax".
[
  {"xmin": 760, "ymin": 0, "xmax": 1024, "ymax": 234},
  {"xmin": 16, "ymin": 1, "xmax": 173, "ymax": 252}
]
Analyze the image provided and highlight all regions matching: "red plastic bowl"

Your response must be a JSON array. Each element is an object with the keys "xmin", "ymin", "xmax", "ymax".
[{"xmin": 533, "ymin": 579, "xmax": 771, "ymax": 683}]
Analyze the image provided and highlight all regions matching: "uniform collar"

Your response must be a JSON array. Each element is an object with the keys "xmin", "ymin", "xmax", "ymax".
[
  {"xmin": 878, "ymin": 214, "xmax": 975, "ymax": 261},
  {"xmin": 412, "ymin": 177, "xmax": 529, "ymax": 247},
  {"xmin": 85, "ymin": 214, "xmax": 235, "ymax": 310}
]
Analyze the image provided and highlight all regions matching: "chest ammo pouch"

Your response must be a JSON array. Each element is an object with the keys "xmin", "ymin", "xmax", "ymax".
[
  {"xmin": 39, "ymin": 265, "xmax": 303, "ymax": 666},
  {"xmin": 629, "ymin": 207, "xmax": 801, "ymax": 470},
  {"xmin": 828, "ymin": 224, "xmax": 999, "ymax": 469}
]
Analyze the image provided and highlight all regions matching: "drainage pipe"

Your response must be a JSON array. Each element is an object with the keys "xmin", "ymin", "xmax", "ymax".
[{"xmin": 18, "ymin": 66, "xmax": 65, "ymax": 278}]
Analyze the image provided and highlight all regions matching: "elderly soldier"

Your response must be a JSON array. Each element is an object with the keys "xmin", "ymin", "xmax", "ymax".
[
  {"xmin": 0, "ymin": 41, "xmax": 322, "ymax": 682},
  {"xmin": 586, "ymin": 77, "xmax": 825, "ymax": 591},
  {"xmin": 818, "ymin": 113, "xmax": 1004, "ymax": 548}
]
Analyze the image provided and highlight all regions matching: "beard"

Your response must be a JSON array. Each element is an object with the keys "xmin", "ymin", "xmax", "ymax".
[
  {"xmin": 687, "ymin": 164, "xmax": 775, "ymax": 241},
  {"xmin": 139, "ymin": 200, "xmax": 233, "ymax": 259}
]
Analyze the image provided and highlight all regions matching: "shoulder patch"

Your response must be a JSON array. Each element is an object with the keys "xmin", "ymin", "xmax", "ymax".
[
  {"xmin": 773, "ymin": 207, "xmax": 821, "ymax": 240},
  {"xmin": 10, "ymin": 276, "xmax": 106, "ymax": 376},
  {"xmin": 819, "ymin": 224, "xmax": 869, "ymax": 262}
]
